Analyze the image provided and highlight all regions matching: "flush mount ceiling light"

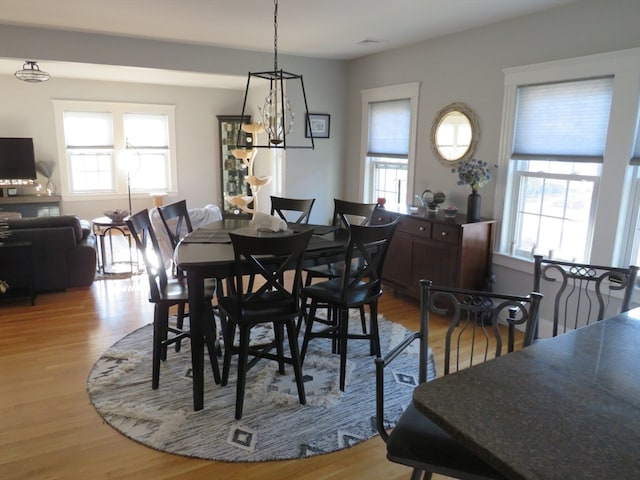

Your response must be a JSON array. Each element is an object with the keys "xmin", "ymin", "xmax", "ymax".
[
  {"xmin": 237, "ymin": 0, "xmax": 314, "ymax": 150},
  {"xmin": 15, "ymin": 60, "xmax": 51, "ymax": 83}
]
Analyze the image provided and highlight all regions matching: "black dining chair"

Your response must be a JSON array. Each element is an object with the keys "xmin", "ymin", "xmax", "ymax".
[
  {"xmin": 157, "ymin": 199, "xmax": 224, "ymax": 352},
  {"xmin": 218, "ymin": 228, "xmax": 314, "ymax": 419},
  {"xmin": 270, "ymin": 195, "xmax": 315, "ymax": 224},
  {"xmin": 301, "ymin": 220, "xmax": 398, "ymax": 391},
  {"xmin": 126, "ymin": 208, "xmax": 221, "ymax": 389},
  {"xmin": 302, "ymin": 198, "xmax": 378, "ymax": 334},
  {"xmin": 375, "ymin": 279, "xmax": 542, "ymax": 480},
  {"xmin": 533, "ymin": 254, "xmax": 638, "ymax": 338}
]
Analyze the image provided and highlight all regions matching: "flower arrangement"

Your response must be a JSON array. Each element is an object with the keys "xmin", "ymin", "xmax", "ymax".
[{"xmin": 453, "ymin": 158, "xmax": 495, "ymax": 192}]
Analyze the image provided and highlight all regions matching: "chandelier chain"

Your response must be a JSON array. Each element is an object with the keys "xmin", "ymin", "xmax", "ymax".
[{"xmin": 273, "ymin": 0, "xmax": 278, "ymax": 71}]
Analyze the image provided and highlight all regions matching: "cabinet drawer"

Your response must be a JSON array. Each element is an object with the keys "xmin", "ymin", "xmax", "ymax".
[
  {"xmin": 371, "ymin": 209, "xmax": 395, "ymax": 225},
  {"xmin": 433, "ymin": 223, "xmax": 460, "ymax": 244},
  {"xmin": 398, "ymin": 216, "xmax": 432, "ymax": 239}
]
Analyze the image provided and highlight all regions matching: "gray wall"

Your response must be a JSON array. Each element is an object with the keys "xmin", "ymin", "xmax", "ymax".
[
  {"xmin": 344, "ymin": 0, "xmax": 640, "ymax": 315},
  {"xmin": 0, "ymin": 26, "xmax": 347, "ymax": 224}
]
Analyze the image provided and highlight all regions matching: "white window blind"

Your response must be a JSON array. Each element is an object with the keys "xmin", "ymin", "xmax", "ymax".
[
  {"xmin": 367, "ymin": 99, "xmax": 411, "ymax": 157},
  {"xmin": 631, "ymin": 111, "xmax": 640, "ymax": 165},
  {"xmin": 512, "ymin": 77, "xmax": 614, "ymax": 162},
  {"xmin": 63, "ymin": 111, "xmax": 114, "ymax": 148}
]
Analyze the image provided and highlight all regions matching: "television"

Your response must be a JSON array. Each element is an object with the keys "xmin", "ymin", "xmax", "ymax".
[{"xmin": 0, "ymin": 137, "xmax": 37, "ymax": 182}]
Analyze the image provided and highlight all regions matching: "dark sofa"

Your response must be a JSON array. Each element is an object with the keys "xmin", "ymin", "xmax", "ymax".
[{"xmin": 5, "ymin": 215, "xmax": 97, "ymax": 292}]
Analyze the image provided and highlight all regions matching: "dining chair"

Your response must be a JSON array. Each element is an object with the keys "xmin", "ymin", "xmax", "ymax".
[
  {"xmin": 533, "ymin": 254, "xmax": 638, "ymax": 337},
  {"xmin": 301, "ymin": 219, "xmax": 399, "ymax": 391},
  {"xmin": 126, "ymin": 208, "xmax": 221, "ymax": 389},
  {"xmin": 270, "ymin": 195, "xmax": 315, "ymax": 224},
  {"xmin": 218, "ymin": 228, "xmax": 314, "ymax": 419},
  {"xmin": 157, "ymin": 199, "xmax": 224, "ymax": 352},
  {"xmin": 375, "ymin": 279, "xmax": 542, "ymax": 480},
  {"xmin": 302, "ymin": 198, "xmax": 379, "ymax": 334}
]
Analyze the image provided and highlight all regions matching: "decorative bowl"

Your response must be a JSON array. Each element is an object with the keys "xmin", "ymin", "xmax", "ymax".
[
  {"xmin": 443, "ymin": 206, "xmax": 459, "ymax": 218},
  {"xmin": 103, "ymin": 209, "xmax": 130, "ymax": 222}
]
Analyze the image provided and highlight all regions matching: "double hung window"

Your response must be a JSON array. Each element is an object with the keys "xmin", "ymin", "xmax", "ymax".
[
  {"xmin": 54, "ymin": 101, "xmax": 176, "ymax": 198},
  {"xmin": 360, "ymin": 83, "xmax": 419, "ymax": 208},
  {"xmin": 504, "ymin": 77, "xmax": 612, "ymax": 262}
]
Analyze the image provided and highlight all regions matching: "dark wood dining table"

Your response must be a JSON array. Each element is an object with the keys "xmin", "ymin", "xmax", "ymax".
[
  {"xmin": 412, "ymin": 308, "xmax": 640, "ymax": 480},
  {"xmin": 174, "ymin": 218, "xmax": 347, "ymax": 411}
]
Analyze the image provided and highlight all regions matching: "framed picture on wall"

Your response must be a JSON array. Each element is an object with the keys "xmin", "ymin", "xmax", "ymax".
[{"xmin": 305, "ymin": 113, "xmax": 330, "ymax": 138}]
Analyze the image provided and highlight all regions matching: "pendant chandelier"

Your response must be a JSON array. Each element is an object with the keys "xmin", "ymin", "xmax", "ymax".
[
  {"xmin": 237, "ymin": 0, "xmax": 314, "ymax": 150},
  {"xmin": 15, "ymin": 60, "xmax": 51, "ymax": 83}
]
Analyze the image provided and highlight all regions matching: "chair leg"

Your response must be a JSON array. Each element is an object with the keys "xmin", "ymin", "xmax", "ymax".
[
  {"xmin": 235, "ymin": 324, "xmax": 251, "ymax": 420},
  {"xmin": 359, "ymin": 305, "xmax": 367, "ymax": 335},
  {"xmin": 175, "ymin": 302, "xmax": 186, "ymax": 352},
  {"xmin": 339, "ymin": 306, "xmax": 349, "ymax": 391},
  {"xmin": 300, "ymin": 300, "xmax": 318, "ymax": 363},
  {"xmin": 411, "ymin": 469, "xmax": 430, "ymax": 480},
  {"xmin": 274, "ymin": 323, "xmax": 286, "ymax": 375},
  {"xmin": 152, "ymin": 304, "xmax": 168, "ymax": 389},
  {"xmin": 202, "ymin": 302, "xmax": 221, "ymax": 384},
  {"xmin": 286, "ymin": 319, "xmax": 306, "ymax": 406},
  {"xmin": 222, "ymin": 319, "xmax": 236, "ymax": 386},
  {"xmin": 369, "ymin": 301, "xmax": 381, "ymax": 357}
]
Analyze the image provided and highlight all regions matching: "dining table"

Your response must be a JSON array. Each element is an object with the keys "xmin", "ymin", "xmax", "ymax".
[
  {"xmin": 174, "ymin": 218, "xmax": 347, "ymax": 411},
  {"xmin": 412, "ymin": 307, "xmax": 640, "ymax": 480}
]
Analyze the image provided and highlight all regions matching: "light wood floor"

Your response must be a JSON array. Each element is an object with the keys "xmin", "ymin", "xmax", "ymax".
[{"xmin": 0, "ymin": 276, "xmax": 454, "ymax": 480}]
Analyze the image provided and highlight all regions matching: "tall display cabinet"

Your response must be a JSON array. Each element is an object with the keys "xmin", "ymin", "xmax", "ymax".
[{"xmin": 217, "ymin": 115, "xmax": 252, "ymax": 218}]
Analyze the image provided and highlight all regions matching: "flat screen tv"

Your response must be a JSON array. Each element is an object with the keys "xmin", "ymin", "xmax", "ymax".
[{"xmin": 0, "ymin": 137, "xmax": 37, "ymax": 181}]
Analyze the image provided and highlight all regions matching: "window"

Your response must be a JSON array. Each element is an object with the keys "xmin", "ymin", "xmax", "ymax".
[
  {"xmin": 504, "ymin": 77, "xmax": 612, "ymax": 262},
  {"xmin": 360, "ymin": 83, "xmax": 420, "ymax": 208},
  {"xmin": 53, "ymin": 101, "xmax": 176, "ymax": 199},
  {"xmin": 498, "ymin": 48, "xmax": 640, "ymax": 270}
]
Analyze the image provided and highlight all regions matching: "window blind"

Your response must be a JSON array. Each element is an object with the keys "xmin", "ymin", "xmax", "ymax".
[
  {"xmin": 512, "ymin": 77, "xmax": 614, "ymax": 163},
  {"xmin": 367, "ymin": 99, "xmax": 410, "ymax": 158},
  {"xmin": 63, "ymin": 111, "xmax": 114, "ymax": 148},
  {"xmin": 631, "ymin": 113, "xmax": 640, "ymax": 165}
]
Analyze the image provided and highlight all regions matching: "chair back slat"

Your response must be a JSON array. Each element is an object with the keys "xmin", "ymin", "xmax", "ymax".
[
  {"xmin": 228, "ymin": 229, "xmax": 314, "ymax": 311},
  {"xmin": 425, "ymin": 285, "xmax": 542, "ymax": 375},
  {"xmin": 332, "ymin": 199, "xmax": 377, "ymax": 229},
  {"xmin": 157, "ymin": 199, "xmax": 193, "ymax": 250},
  {"xmin": 270, "ymin": 196, "xmax": 315, "ymax": 224},
  {"xmin": 533, "ymin": 254, "xmax": 638, "ymax": 336},
  {"xmin": 338, "ymin": 221, "xmax": 398, "ymax": 301},
  {"xmin": 126, "ymin": 209, "xmax": 168, "ymax": 301}
]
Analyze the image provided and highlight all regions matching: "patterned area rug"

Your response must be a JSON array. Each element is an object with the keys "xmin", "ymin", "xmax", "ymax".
[{"xmin": 87, "ymin": 313, "xmax": 435, "ymax": 462}]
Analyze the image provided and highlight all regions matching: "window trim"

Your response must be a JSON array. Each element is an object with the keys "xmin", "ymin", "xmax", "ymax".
[
  {"xmin": 359, "ymin": 83, "xmax": 420, "ymax": 204},
  {"xmin": 53, "ymin": 100, "xmax": 177, "ymax": 202},
  {"xmin": 496, "ymin": 47, "xmax": 640, "ymax": 269}
]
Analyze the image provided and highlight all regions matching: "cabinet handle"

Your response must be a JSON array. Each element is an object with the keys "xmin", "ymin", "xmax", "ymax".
[
  {"xmin": 419, "ymin": 226, "xmax": 425, "ymax": 231},
  {"xmin": 441, "ymin": 231, "xmax": 448, "ymax": 236}
]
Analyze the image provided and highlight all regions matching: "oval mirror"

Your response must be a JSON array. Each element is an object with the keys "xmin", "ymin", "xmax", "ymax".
[{"xmin": 430, "ymin": 102, "xmax": 480, "ymax": 166}]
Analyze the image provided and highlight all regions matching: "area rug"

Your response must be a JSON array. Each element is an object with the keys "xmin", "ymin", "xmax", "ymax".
[{"xmin": 87, "ymin": 312, "xmax": 435, "ymax": 462}]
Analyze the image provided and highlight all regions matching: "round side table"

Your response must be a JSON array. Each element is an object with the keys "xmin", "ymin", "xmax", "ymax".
[{"xmin": 92, "ymin": 216, "xmax": 138, "ymax": 274}]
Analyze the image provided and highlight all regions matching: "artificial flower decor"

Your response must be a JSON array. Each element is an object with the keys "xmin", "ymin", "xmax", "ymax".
[{"xmin": 453, "ymin": 158, "xmax": 496, "ymax": 192}]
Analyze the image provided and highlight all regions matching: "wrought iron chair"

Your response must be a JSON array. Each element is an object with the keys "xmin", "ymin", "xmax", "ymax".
[
  {"xmin": 301, "ymin": 220, "xmax": 398, "ymax": 391},
  {"xmin": 375, "ymin": 280, "xmax": 542, "ymax": 480},
  {"xmin": 270, "ymin": 195, "xmax": 315, "ymax": 224},
  {"xmin": 218, "ymin": 228, "xmax": 313, "ymax": 419},
  {"xmin": 126, "ymin": 209, "xmax": 221, "ymax": 389},
  {"xmin": 533, "ymin": 254, "xmax": 638, "ymax": 337}
]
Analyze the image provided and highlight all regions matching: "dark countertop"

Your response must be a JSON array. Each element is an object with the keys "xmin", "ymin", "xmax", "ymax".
[{"xmin": 413, "ymin": 309, "xmax": 640, "ymax": 480}]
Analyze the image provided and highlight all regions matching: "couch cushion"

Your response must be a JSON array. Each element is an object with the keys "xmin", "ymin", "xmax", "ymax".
[{"xmin": 8, "ymin": 215, "xmax": 84, "ymax": 243}]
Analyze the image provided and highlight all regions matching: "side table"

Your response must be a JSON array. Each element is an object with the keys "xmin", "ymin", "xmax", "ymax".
[
  {"xmin": 92, "ymin": 216, "xmax": 138, "ymax": 275},
  {"xmin": 0, "ymin": 240, "xmax": 36, "ymax": 305}
]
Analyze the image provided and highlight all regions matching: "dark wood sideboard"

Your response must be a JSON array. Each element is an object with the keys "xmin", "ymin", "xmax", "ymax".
[{"xmin": 372, "ymin": 207, "xmax": 495, "ymax": 300}]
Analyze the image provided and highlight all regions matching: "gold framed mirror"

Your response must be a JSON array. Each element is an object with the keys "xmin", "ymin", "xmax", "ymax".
[{"xmin": 430, "ymin": 102, "xmax": 480, "ymax": 166}]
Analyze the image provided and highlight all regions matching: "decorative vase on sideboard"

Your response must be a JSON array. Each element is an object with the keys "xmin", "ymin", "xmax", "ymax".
[{"xmin": 467, "ymin": 190, "xmax": 481, "ymax": 222}]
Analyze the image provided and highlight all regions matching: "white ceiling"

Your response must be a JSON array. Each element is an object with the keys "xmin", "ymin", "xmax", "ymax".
[{"xmin": 0, "ymin": 0, "xmax": 578, "ymax": 86}]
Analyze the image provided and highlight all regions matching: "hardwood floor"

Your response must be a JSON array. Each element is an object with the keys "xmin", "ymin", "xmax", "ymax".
[{"xmin": 0, "ymin": 276, "xmax": 454, "ymax": 480}]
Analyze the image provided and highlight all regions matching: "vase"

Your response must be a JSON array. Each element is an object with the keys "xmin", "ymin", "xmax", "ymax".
[
  {"xmin": 45, "ymin": 178, "xmax": 56, "ymax": 195},
  {"xmin": 467, "ymin": 190, "xmax": 481, "ymax": 222}
]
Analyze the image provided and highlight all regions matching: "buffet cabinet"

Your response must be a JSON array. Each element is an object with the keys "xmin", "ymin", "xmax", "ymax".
[{"xmin": 373, "ymin": 209, "xmax": 495, "ymax": 300}]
